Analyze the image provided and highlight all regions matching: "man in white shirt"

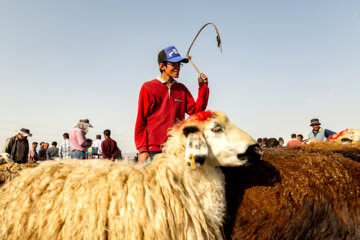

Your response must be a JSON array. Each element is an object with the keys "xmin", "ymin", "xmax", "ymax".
[
  {"xmin": 92, "ymin": 134, "xmax": 102, "ymax": 155},
  {"xmin": 59, "ymin": 133, "xmax": 71, "ymax": 159}
]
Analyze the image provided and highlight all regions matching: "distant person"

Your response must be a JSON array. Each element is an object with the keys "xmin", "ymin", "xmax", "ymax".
[
  {"xmin": 135, "ymin": 46, "xmax": 209, "ymax": 163},
  {"xmin": 266, "ymin": 138, "xmax": 279, "ymax": 148},
  {"xmin": 297, "ymin": 134, "xmax": 304, "ymax": 143},
  {"xmin": 38, "ymin": 142, "xmax": 47, "ymax": 161},
  {"xmin": 257, "ymin": 138, "xmax": 264, "ymax": 148},
  {"xmin": 91, "ymin": 134, "xmax": 103, "ymax": 155},
  {"xmin": 44, "ymin": 142, "xmax": 49, "ymax": 150},
  {"xmin": 287, "ymin": 134, "xmax": 301, "ymax": 147},
  {"xmin": 278, "ymin": 137, "xmax": 285, "ymax": 147},
  {"xmin": 101, "ymin": 129, "xmax": 121, "ymax": 161},
  {"xmin": 308, "ymin": 118, "xmax": 336, "ymax": 141},
  {"xmin": 262, "ymin": 138, "xmax": 268, "ymax": 148},
  {"xmin": 2, "ymin": 128, "xmax": 32, "ymax": 164},
  {"xmin": 59, "ymin": 133, "xmax": 71, "ymax": 159},
  {"xmin": 69, "ymin": 119, "xmax": 93, "ymax": 159},
  {"xmin": 46, "ymin": 141, "xmax": 59, "ymax": 160},
  {"xmin": 28, "ymin": 142, "xmax": 38, "ymax": 163}
]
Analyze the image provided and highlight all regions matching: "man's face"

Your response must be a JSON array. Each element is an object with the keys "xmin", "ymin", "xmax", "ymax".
[
  {"xmin": 17, "ymin": 134, "xmax": 26, "ymax": 140},
  {"xmin": 312, "ymin": 125, "xmax": 320, "ymax": 131},
  {"xmin": 297, "ymin": 136, "xmax": 302, "ymax": 141},
  {"xmin": 44, "ymin": 143, "xmax": 49, "ymax": 149},
  {"xmin": 32, "ymin": 143, "xmax": 38, "ymax": 148},
  {"xmin": 160, "ymin": 62, "xmax": 182, "ymax": 79}
]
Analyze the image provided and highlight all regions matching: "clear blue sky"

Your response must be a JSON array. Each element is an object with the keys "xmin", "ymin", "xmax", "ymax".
[{"xmin": 1, "ymin": 0, "xmax": 359, "ymax": 153}]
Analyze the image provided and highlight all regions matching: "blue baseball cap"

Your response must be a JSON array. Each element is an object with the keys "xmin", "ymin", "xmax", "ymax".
[{"xmin": 158, "ymin": 46, "xmax": 189, "ymax": 64}]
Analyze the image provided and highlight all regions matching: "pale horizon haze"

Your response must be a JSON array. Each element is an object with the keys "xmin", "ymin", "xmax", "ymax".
[{"xmin": 1, "ymin": 1, "xmax": 359, "ymax": 154}]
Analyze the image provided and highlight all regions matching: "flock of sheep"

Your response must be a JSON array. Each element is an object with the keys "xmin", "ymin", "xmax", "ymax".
[{"xmin": 0, "ymin": 110, "xmax": 360, "ymax": 239}]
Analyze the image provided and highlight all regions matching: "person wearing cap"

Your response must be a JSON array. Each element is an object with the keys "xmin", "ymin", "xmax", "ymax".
[
  {"xmin": 308, "ymin": 118, "xmax": 336, "ymax": 141},
  {"xmin": 135, "ymin": 46, "xmax": 209, "ymax": 163},
  {"xmin": 2, "ymin": 128, "xmax": 32, "ymax": 163},
  {"xmin": 69, "ymin": 119, "xmax": 93, "ymax": 159}
]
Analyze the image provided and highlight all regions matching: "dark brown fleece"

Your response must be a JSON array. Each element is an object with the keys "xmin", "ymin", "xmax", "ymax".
[{"xmin": 222, "ymin": 143, "xmax": 360, "ymax": 240}]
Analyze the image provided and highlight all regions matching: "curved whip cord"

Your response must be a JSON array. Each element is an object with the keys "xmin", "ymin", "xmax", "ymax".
[{"xmin": 186, "ymin": 22, "xmax": 222, "ymax": 74}]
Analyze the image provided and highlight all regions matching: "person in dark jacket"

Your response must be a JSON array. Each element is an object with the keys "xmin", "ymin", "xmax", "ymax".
[
  {"xmin": 46, "ymin": 141, "xmax": 59, "ymax": 160},
  {"xmin": 2, "ymin": 128, "xmax": 32, "ymax": 164},
  {"xmin": 38, "ymin": 142, "xmax": 47, "ymax": 161}
]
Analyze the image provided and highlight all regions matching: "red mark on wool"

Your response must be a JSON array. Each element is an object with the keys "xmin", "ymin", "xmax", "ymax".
[
  {"xmin": 329, "ymin": 129, "xmax": 348, "ymax": 140},
  {"xmin": 187, "ymin": 110, "xmax": 214, "ymax": 122},
  {"xmin": 177, "ymin": 110, "xmax": 214, "ymax": 129}
]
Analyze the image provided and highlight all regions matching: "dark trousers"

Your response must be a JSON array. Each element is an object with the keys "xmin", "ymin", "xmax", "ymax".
[{"xmin": 149, "ymin": 151, "xmax": 162, "ymax": 159}]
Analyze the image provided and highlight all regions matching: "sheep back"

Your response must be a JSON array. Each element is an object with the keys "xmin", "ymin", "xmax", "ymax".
[
  {"xmin": 223, "ymin": 143, "xmax": 360, "ymax": 240},
  {"xmin": 0, "ymin": 157, "xmax": 225, "ymax": 240}
]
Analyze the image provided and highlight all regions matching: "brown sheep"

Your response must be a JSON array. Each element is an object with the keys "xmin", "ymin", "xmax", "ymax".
[{"xmin": 222, "ymin": 142, "xmax": 360, "ymax": 239}]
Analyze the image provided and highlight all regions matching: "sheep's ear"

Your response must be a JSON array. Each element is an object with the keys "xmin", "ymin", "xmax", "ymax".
[{"xmin": 184, "ymin": 131, "xmax": 208, "ymax": 169}]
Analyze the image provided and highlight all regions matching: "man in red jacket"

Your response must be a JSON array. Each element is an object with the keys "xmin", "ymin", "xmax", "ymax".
[
  {"xmin": 101, "ymin": 129, "xmax": 120, "ymax": 161},
  {"xmin": 135, "ymin": 46, "xmax": 209, "ymax": 163}
]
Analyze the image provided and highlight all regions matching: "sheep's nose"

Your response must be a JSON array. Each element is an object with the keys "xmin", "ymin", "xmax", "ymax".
[{"xmin": 237, "ymin": 144, "xmax": 263, "ymax": 163}]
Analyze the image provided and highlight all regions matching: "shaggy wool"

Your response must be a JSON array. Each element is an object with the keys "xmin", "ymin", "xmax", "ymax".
[
  {"xmin": 0, "ymin": 162, "xmax": 37, "ymax": 185},
  {"xmin": 222, "ymin": 142, "xmax": 360, "ymax": 240},
  {"xmin": 0, "ymin": 111, "xmax": 260, "ymax": 240},
  {"xmin": 0, "ymin": 158, "xmax": 226, "ymax": 240}
]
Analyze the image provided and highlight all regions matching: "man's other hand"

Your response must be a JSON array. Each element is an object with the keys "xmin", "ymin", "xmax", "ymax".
[{"xmin": 138, "ymin": 152, "xmax": 150, "ymax": 163}]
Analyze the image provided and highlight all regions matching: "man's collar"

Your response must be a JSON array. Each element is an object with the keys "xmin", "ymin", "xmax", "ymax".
[
  {"xmin": 313, "ymin": 127, "xmax": 322, "ymax": 133},
  {"xmin": 156, "ymin": 76, "xmax": 177, "ymax": 84}
]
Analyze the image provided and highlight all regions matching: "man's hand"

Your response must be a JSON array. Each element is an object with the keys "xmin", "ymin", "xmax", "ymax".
[
  {"xmin": 198, "ymin": 73, "xmax": 208, "ymax": 83},
  {"xmin": 138, "ymin": 152, "xmax": 150, "ymax": 163}
]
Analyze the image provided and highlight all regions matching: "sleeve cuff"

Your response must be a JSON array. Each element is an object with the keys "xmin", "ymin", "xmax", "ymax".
[
  {"xmin": 138, "ymin": 147, "xmax": 148, "ymax": 154},
  {"xmin": 199, "ymin": 82, "xmax": 209, "ymax": 88}
]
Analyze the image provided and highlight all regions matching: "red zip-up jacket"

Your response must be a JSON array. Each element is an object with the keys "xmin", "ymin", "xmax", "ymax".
[{"xmin": 135, "ymin": 77, "xmax": 209, "ymax": 154}]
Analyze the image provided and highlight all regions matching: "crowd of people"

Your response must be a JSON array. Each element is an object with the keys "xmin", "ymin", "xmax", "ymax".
[
  {"xmin": 257, "ymin": 118, "xmax": 337, "ymax": 148},
  {"xmin": 1, "ymin": 46, "xmax": 339, "ymax": 165},
  {"xmin": 1, "ymin": 119, "xmax": 123, "ymax": 164},
  {"xmin": 1, "ymin": 46, "xmax": 208, "ymax": 166}
]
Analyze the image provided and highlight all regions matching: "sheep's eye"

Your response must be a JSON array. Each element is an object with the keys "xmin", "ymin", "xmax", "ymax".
[{"xmin": 211, "ymin": 125, "xmax": 223, "ymax": 133}]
